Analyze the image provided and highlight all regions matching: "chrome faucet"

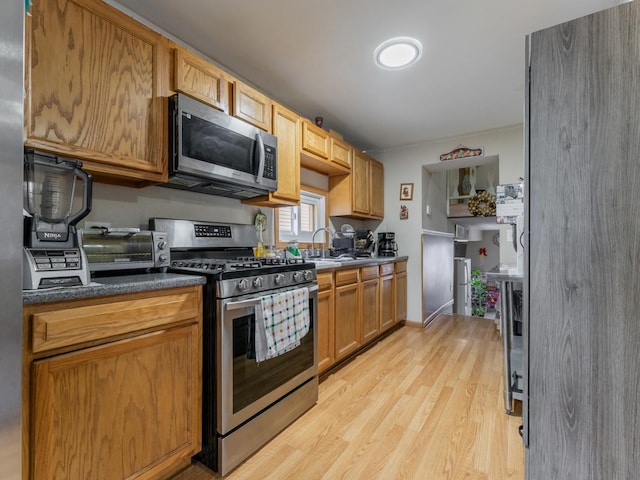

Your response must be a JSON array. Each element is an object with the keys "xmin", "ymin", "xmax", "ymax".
[{"xmin": 311, "ymin": 227, "xmax": 334, "ymax": 258}]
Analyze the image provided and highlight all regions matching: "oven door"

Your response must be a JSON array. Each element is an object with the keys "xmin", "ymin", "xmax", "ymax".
[{"xmin": 217, "ymin": 284, "xmax": 318, "ymax": 435}]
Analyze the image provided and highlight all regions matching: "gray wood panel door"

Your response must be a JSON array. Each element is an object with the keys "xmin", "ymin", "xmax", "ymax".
[{"xmin": 527, "ymin": 2, "xmax": 640, "ymax": 479}]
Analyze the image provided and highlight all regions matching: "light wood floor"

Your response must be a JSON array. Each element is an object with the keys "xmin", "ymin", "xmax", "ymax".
[{"xmin": 173, "ymin": 314, "xmax": 525, "ymax": 480}]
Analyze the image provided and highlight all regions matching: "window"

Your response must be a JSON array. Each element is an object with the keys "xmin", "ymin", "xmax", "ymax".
[{"xmin": 277, "ymin": 189, "xmax": 326, "ymax": 244}]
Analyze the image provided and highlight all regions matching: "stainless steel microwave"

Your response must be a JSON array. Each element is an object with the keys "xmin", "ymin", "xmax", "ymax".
[{"xmin": 166, "ymin": 93, "xmax": 278, "ymax": 199}]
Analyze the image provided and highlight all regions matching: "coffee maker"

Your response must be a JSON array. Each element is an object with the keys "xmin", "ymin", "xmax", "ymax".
[
  {"xmin": 23, "ymin": 150, "xmax": 93, "ymax": 289},
  {"xmin": 377, "ymin": 232, "xmax": 398, "ymax": 257}
]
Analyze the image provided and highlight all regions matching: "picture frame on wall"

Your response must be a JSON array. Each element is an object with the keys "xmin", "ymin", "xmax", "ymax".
[{"xmin": 400, "ymin": 183, "xmax": 414, "ymax": 201}]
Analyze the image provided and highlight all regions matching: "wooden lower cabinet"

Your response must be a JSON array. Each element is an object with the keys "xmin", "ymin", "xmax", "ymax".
[
  {"xmin": 380, "ymin": 273, "xmax": 395, "ymax": 331},
  {"xmin": 360, "ymin": 266, "xmax": 380, "ymax": 343},
  {"xmin": 319, "ymin": 261, "xmax": 407, "ymax": 374},
  {"xmin": 334, "ymin": 276, "xmax": 360, "ymax": 362},
  {"xmin": 23, "ymin": 286, "xmax": 203, "ymax": 480},
  {"xmin": 316, "ymin": 272, "xmax": 335, "ymax": 375},
  {"xmin": 395, "ymin": 262, "xmax": 408, "ymax": 322}
]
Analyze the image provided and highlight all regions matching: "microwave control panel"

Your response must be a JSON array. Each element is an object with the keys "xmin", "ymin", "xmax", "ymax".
[{"xmin": 264, "ymin": 145, "xmax": 276, "ymax": 180}]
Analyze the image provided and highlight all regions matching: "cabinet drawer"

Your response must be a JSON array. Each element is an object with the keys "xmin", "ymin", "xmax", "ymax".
[
  {"xmin": 317, "ymin": 272, "xmax": 334, "ymax": 291},
  {"xmin": 395, "ymin": 261, "xmax": 407, "ymax": 273},
  {"xmin": 360, "ymin": 266, "xmax": 379, "ymax": 281},
  {"xmin": 380, "ymin": 263, "xmax": 395, "ymax": 276},
  {"xmin": 30, "ymin": 287, "xmax": 202, "ymax": 354},
  {"xmin": 335, "ymin": 269, "xmax": 359, "ymax": 287}
]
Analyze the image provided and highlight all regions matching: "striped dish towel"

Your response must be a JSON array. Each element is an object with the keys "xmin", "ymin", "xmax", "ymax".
[{"xmin": 254, "ymin": 287, "xmax": 310, "ymax": 362}]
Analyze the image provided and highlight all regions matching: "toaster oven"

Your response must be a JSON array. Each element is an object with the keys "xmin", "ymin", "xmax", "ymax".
[{"xmin": 78, "ymin": 228, "xmax": 170, "ymax": 272}]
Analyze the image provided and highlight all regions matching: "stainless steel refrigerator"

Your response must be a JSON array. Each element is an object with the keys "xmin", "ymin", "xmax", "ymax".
[
  {"xmin": 453, "ymin": 257, "xmax": 471, "ymax": 316},
  {"xmin": 0, "ymin": 1, "xmax": 24, "ymax": 479}
]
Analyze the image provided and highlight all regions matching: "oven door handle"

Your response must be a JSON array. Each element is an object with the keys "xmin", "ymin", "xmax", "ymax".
[{"xmin": 224, "ymin": 284, "xmax": 319, "ymax": 311}]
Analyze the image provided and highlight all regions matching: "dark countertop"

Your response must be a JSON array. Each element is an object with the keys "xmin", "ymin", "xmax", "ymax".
[
  {"xmin": 485, "ymin": 272, "xmax": 524, "ymax": 282},
  {"xmin": 311, "ymin": 255, "xmax": 408, "ymax": 271},
  {"xmin": 23, "ymin": 272, "xmax": 207, "ymax": 305}
]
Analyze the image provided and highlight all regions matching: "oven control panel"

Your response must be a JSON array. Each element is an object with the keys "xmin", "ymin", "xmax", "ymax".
[
  {"xmin": 217, "ymin": 268, "xmax": 317, "ymax": 298},
  {"xmin": 194, "ymin": 224, "xmax": 232, "ymax": 238}
]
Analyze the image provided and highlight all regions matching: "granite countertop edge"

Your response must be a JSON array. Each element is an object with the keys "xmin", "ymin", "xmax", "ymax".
[
  {"xmin": 485, "ymin": 272, "xmax": 524, "ymax": 282},
  {"xmin": 23, "ymin": 273, "xmax": 207, "ymax": 305},
  {"xmin": 313, "ymin": 256, "xmax": 409, "ymax": 271}
]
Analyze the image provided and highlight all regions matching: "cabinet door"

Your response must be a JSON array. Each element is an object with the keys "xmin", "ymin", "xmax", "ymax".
[
  {"xmin": 361, "ymin": 278, "xmax": 380, "ymax": 343},
  {"xmin": 242, "ymin": 103, "xmax": 300, "ymax": 207},
  {"xmin": 334, "ymin": 283, "xmax": 360, "ymax": 361},
  {"xmin": 231, "ymin": 79, "xmax": 272, "ymax": 131},
  {"xmin": 173, "ymin": 46, "xmax": 229, "ymax": 113},
  {"xmin": 31, "ymin": 324, "xmax": 201, "ymax": 480},
  {"xmin": 352, "ymin": 151, "xmax": 371, "ymax": 215},
  {"xmin": 25, "ymin": 0, "xmax": 169, "ymax": 185},
  {"xmin": 301, "ymin": 121, "xmax": 330, "ymax": 159},
  {"xmin": 380, "ymin": 274, "xmax": 395, "ymax": 331},
  {"xmin": 330, "ymin": 136, "xmax": 352, "ymax": 169},
  {"xmin": 317, "ymin": 287, "xmax": 334, "ymax": 374},
  {"xmin": 370, "ymin": 159, "xmax": 385, "ymax": 218},
  {"xmin": 395, "ymin": 271, "xmax": 407, "ymax": 322}
]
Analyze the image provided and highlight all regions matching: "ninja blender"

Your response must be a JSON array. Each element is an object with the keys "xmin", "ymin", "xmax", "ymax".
[{"xmin": 23, "ymin": 150, "xmax": 93, "ymax": 289}]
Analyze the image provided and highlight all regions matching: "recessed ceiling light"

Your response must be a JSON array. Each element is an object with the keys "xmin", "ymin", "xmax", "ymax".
[{"xmin": 374, "ymin": 37, "xmax": 422, "ymax": 70}]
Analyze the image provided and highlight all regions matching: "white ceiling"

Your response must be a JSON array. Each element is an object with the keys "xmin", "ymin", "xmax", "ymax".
[{"xmin": 113, "ymin": 0, "xmax": 620, "ymax": 152}]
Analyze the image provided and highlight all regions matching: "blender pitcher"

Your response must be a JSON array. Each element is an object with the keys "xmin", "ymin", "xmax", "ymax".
[{"xmin": 24, "ymin": 150, "xmax": 93, "ymax": 248}]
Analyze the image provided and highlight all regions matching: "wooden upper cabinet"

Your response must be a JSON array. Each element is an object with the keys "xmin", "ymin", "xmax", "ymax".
[
  {"xmin": 328, "ymin": 150, "xmax": 384, "ymax": 220},
  {"xmin": 243, "ymin": 103, "xmax": 300, "ymax": 207},
  {"xmin": 352, "ymin": 151, "xmax": 371, "ymax": 215},
  {"xmin": 301, "ymin": 121, "xmax": 330, "ymax": 159},
  {"xmin": 173, "ymin": 46, "xmax": 229, "ymax": 113},
  {"xmin": 330, "ymin": 136, "xmax": 352, "ymax": 169},
  {"xmin": 300, "ymin": 120, "xmax": 350, "ymax": 175},
  {"xmin": 230, "ymin": 79, "xmax": 272, "ymax": 131},
  {"xmin": 24, "ymin": 0, "xmax": 169, "ymax": 186},
  {"xmin": 370, "ymin": 158, "xmax": 384, "ymax": 218}
]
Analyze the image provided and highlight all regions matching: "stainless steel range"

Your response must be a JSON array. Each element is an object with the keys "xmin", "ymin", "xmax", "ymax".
[{"xmin": 150, "ymin": 218, "xmax": 318, "ymax": 476}]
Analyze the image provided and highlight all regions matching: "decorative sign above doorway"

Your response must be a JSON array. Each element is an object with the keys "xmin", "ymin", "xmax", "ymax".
[{"xmin": 439, "ymin": 145, "xmax": 484, "ymax": 162}]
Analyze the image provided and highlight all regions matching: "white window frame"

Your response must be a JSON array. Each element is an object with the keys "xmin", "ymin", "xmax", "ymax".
[{"xmin": 277, "ymin": 188, "xmax": 326, "ymax": 245}]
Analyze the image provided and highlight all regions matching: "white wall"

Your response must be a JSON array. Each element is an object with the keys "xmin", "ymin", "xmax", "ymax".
[
  {"xmin": 84, "ymin": 184, "xmax": 275, "ymax": 243},
  {"xmin": 373, "ymin": 125, "xmax": 524, "ymax": 323}
]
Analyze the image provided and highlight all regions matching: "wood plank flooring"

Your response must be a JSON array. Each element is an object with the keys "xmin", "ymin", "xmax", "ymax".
[{"xmin": 173, "ymin": 314, "xmax": 524, "ymax": 480}]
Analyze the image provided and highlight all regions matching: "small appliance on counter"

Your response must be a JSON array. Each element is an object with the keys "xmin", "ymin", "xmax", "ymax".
[
  {"xmin": 377, "ymin": 232, "xmax": 398, "ymax": 257},
  {"xmin": 78, "ymin": 227, "xmax": 170, "ymax": 274},
  {"xmin": 331, "ymin": 236, "xmax": 355, "ymax": 255},
  {"xmin": 355, "ymin": 229, "xmax": 375, "ymax": 257},
  {"xmin": 23, "ymin": 150, "xmax": 92, "ymax": 290}
]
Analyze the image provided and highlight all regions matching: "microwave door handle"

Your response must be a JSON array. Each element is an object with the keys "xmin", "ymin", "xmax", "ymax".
[{"xmin": 254, "ymin": 133, "xmax": 265, "ymax": 184}]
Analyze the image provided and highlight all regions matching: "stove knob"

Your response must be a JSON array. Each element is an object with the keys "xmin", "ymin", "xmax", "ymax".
[
  {"xmin": 274, "ymin": 274, "xmax": 285, "ymax": 285},
  {"xmin": 303, "ymin": 270, "xmax": 313, "ymax": 281},
  {"xmin": 238, "ymin": 279, "xmax": 250, "ymax": 292},
  {"xmin": 293, "ymin": 271, "xmax": 303, "ymax": 282},
  {"xmin": 253, "ymin": 276, "xmax": 263, "ymax": 288},
  {"xmin": 159, "ymin": 254, "xmax": 168, "ymax": 263},
  {"xmin": 157, "ymin": 241, "xmax": 167, "ymax": 250}
]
